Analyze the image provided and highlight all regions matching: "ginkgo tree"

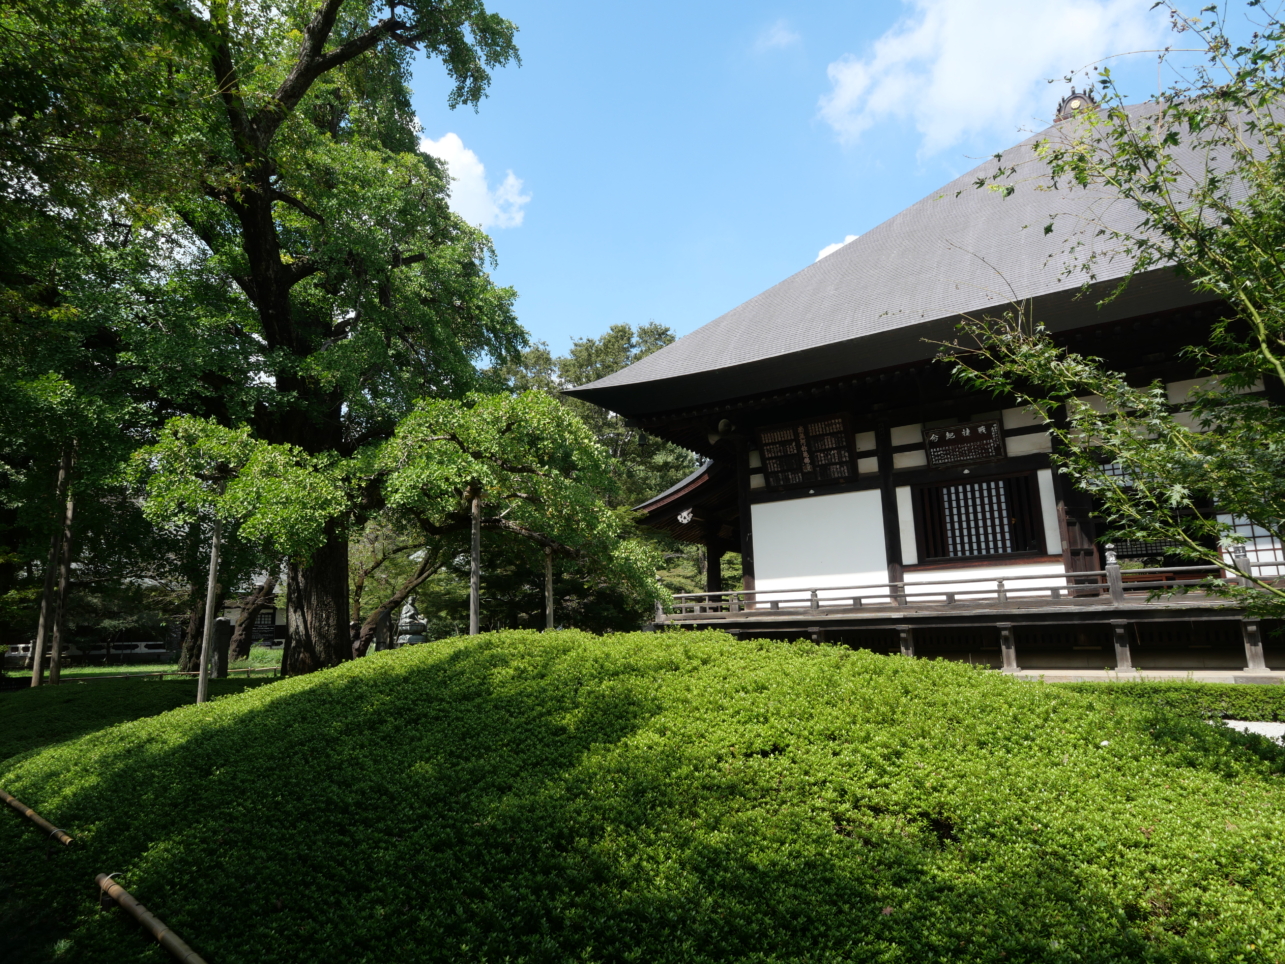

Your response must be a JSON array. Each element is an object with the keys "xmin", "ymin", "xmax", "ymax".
[
  {"xmin": 359, "ymin": 391, "xmax": 666, "ymax": 656},
  {"xmin": 136, "ymin": 416, "xmax": 350, "ymax": 686}
]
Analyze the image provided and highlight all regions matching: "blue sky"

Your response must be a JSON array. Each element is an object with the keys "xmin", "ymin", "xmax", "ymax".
[{"xmin": 409, "ymin": 0, "xmax": 1203, "ymax": 355}]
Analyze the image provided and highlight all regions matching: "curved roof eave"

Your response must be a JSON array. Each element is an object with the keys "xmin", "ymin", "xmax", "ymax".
[{"xmin": 567, "ymin": 107, "xmax": 1227, "ymax": 418}]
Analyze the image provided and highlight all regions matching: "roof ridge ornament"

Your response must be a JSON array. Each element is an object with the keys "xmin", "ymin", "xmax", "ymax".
[{"xmin": 1055, "ymin": 88, "xmax": 1098, "ymax": 123}]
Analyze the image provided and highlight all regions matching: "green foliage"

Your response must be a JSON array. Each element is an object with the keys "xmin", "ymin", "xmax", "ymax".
[
  {"xmin": 498, "ymin": 323, "xmax": 698, "ymax": 509},
  {"xmin": 951, "ymin": 2, "xmax": 1285, "ymax": 619},
  {"xmin": 136, "ymin": 416, "xmax": 350, "ymax": 562},
  {"xmin": 4, "ymin": 632, "xmax": 1285, "ymax": 962},
  {"xmin": 1069, "ymin": 678, "xmax": 1285, "ymax": 723},
  {"xmin": 377, "ymin": 391, "xmax": 666, "ymax": 619}
]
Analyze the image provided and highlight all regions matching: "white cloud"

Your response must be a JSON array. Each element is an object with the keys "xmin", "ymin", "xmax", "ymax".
[
  {"xmin": 420, "ymin": 132, "xmax": 530, "ymax": 229},
  {"xmin": 817, "ymin": 234, "xmax": 859, "ymax": 261},
  {"xmin": 818, "ymin": 0, "xmax": 1166, "ymax": 155},
  {"xmin": 755, "ymin": 19, "xmax": 801, "ymax": 52}
]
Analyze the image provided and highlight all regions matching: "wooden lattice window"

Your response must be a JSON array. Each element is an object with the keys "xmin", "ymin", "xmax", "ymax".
[
  {"xmin": 756, "ymin": 415, "xmax": 854, "ymax": 488},
  {"xmin": 251, "ymin": 608, "xmax": 277, "ymax": 642},
  {"xmin": 914, "ymin": 474, "xmax": 1044, "ymax": 560}
]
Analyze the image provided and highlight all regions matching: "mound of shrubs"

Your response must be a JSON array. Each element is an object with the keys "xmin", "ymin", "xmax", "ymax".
[{"xmin": 3, "ymin": 630, "xmax": 1285, "ymax": 963}]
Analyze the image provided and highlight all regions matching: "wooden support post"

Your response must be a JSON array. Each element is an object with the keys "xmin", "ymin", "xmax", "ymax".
[
  {"xmin": 29, "ymin": 527, "xmax": 60, "ymax": 686},
  {"xmin": 875, "ymin": 424, "xmax": 904, "ymax": 586},
  {"xmin": 998, "ymin": 623, "xmax": 1018, "ymax": 672},
  {"xmin": 196, "ymin": 516, "xmax": 221, "ymax": 705},
  {"xmin": 735, "ymin": 442, "xmax": 756, "ymax": 601},
  {"xmin": 897, "ymin": 625, "xmax": 914, "ymax": 658},
  {"xmin": 809, "ymin": 626, "xmax": 824, "ymax": 645},
  {"xmin": 705, "ymin": 543, "xmax": 723, "ymax": 595},
  {"xmin": 1105, "ymin": 544, "xmax": 1124, "ymax": 605},
  {"xmin": 544, "ymin": 546, "xmax": 554, "ymax": 630},
  {"xmin": 469, "ymin": 489, "xmax": 481, "ymax": 636},
  {"xmin": 47, "ymin": 476, "xmax": 76, "ymax": 687},
  {"xmin": 1111, "ymin": 620, "xmax": 1133, "ymax": 672},
  {"xmin": 1243, "ymin": 620, "xmax": 1268, "ymax": 672}
]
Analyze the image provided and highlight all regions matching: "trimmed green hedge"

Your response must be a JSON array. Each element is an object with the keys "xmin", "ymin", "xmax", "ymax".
[
  {"xmin": 3, "ymin": 631, "xmax": 1285, "ymax": 963},
  {"xmin": 1067, "ymin": 679, "xmax": 1285, "ymax": 722}
]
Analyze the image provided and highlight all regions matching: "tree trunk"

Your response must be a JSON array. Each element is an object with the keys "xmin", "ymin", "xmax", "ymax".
[
  {"xmin": 29, "ymin": 529, "xmax": 60, "ymax": 683},
  {"xmin": 286, "ymin": 517, "xmax": 349, "ymax": 674},
  {"xmin": 30, "ymin": 447, "xmax": 72, "ymax": 684},
  {"xmin": 178, "ymin": 586, "xmax": 207, "ymax": 673},
  {"xmin": 47, "ymin": 486, "xmax": 75, "ymax": 686},
  {"xmin": 228, "ymin": 574, "xmax": 278, "ymax": 662}
]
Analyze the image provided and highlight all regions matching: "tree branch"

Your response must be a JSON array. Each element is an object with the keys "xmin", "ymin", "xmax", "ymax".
[
  {"xmin": 271, "ymin": 189, "xmax": 326, "ymax": 224},
  {"xmin": 256, "ymin": 6, "xmax": 401, "ymax": 144}
]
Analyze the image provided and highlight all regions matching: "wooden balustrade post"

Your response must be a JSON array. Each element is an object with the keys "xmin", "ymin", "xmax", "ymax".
[
  {"xmin": 996, "ymin": 579, "xmax": 1007, "ymax": 606},
  {"xmin": 1242, "ymin": 620, "xmax": 1268, "ymax": 672},
  {"xmin": 997, "ymin": 623, "xmax": 1018, "ymax": 672},
  {"xmin": 1105, "ymin": 545, "xmax": 1125, "ymax": 605},
  {"xmin": 1232, "ymin": 548, "xmax": 1253, "ymax": 588},
  {"xmin": 1111, "ymin": 620, "xmax": 1134, "ymax": 672},
  {"xmin": 810, "ymin": 589, "xmax": 819, "ymax": 611}
]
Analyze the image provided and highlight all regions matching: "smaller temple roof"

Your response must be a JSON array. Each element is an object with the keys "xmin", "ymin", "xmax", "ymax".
[{"xmin": 634, "ymin": 459, "xmax": 740, "ymax": 548}]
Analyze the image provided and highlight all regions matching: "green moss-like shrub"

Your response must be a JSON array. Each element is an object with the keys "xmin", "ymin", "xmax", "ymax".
[
  {"xmin": 3, "ymin": 630, "xmax": 1285, "ymax": 963},
  {"xmin": 1068, "ymin": 679, "xmax": 1285, "ymax": 722}
]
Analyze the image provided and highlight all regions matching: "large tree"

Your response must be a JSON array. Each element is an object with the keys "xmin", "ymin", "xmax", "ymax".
[{"xmin": 2, "ymin": 0, "xmax": 526, "ymax": 673}]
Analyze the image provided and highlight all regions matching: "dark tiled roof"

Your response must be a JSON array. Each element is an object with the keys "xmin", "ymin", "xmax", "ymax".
[{"xmin": 566, "ymin": 108, "xmax": 1218, "ymax": 416}]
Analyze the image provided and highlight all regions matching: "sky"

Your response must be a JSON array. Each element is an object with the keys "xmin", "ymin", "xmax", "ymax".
[{"xmin": 408, "ymin": 0, "xmax": 1212, "ymax": 356}]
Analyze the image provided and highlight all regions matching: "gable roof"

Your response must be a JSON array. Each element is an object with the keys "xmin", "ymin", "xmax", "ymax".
[{"xmin": 566, "ymin": 108, "xmax": 1215, "ymax": 417}]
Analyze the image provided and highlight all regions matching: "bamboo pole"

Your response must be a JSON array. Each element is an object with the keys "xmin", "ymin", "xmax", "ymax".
[
  {"xmin": 0, "ymin": 788, "xmax": 73, "ymax": 844},
  {"xmin": 196, "ymin": 517, "xmax": 222, "ymax": 705},
  {"xmin": 95, "ymin": 874, "xmax": 208, "ymax": 964}
]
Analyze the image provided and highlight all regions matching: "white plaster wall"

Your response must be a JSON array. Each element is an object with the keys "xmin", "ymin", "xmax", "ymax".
[
  {"xmin": 895, "ymin": 486, "xmax": 918, "ymax": 565},
  {"xmin": 1036, "ymin": 468, "xmax": 1062, "ymax": 554},
  {"xmin": 752, "ymin": 490, "xmax": 888, "ymax": 602},
  {"xmin": 1006, "ymin": 432, "xmax": 1052, "ymax": 455}
]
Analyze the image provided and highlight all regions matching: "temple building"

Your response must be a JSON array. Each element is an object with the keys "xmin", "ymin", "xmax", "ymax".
[{"xmin": 566, "ymin": 95, "xmax": 1284, "ymax": 677}]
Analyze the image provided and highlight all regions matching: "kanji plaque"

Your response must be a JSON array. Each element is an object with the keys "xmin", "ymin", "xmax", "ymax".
[{"xmin": 922, "ymin": 420, "xmax": 1005, "ymax": 467}]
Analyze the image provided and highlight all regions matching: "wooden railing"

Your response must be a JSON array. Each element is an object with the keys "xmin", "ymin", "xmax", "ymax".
[{"xmin": 661, "ymin": 559, "xmax": 1259, "ymax": 622}]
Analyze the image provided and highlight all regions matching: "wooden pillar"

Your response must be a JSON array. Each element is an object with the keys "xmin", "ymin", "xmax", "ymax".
[
  {"xmin": 735, "ymin": 445, "xmax": 755, "ymax": 597},
  {"xmin": 544, "ymin": 547, "xmax": 555, "ymax": 631},
  {"xmin": 998, "ymin": 623, "xmax": 1018, "ymax": 672},
  {"xmin": 1243, "ymin": 620, "xmax": 1268, "ymax": 672},
  {"xmin": 875, "ymin": 424, "xmax": 904, "ymax": 585},
  {"xmin": 897, "ymin": 625, "xmax": 914, "ymax": 658},
  {"xmin": 469, "ymin": 491, "xmax": 481, "ymax": 636},
  {"xmin": 1111, "ymin": 620, "xmax": 1133, "ymax": 672},
  {"xmin": 705, "ymin": 542, "xmax": 724, "ymax": 595}
]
